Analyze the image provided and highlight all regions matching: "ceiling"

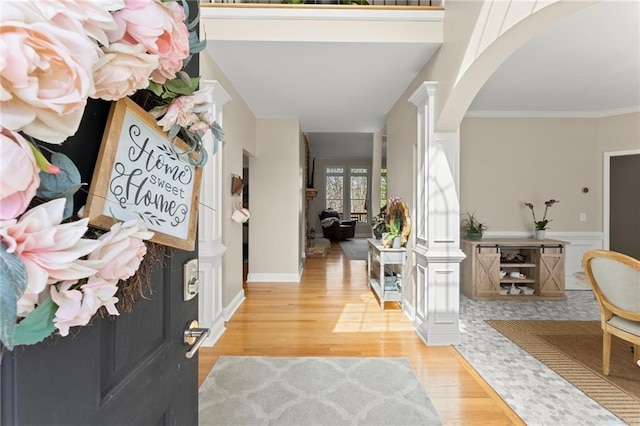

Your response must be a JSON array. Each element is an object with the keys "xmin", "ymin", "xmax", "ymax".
[{"xmin": 207, "ymin": 1, "xmax": 639, "ymax": 159}]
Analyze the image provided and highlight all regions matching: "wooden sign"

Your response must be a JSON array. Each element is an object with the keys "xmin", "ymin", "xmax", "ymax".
[{"xmin": 84, "ymin": 97, "xmax": 202, "ymax": 251}]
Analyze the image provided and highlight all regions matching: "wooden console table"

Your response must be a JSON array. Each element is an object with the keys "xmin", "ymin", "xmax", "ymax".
[
  {"xmin": 367, "ymin": 238, "xmax": 407, "ymax": 312},
  {"xmin": 461, "ymin": 237, "xmax": 567, "ymax": 301}
]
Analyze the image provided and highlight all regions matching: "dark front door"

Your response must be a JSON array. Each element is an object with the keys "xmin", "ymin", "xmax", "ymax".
[
  {"xmin": 1, "ymin": 4, "xmax": 202, "ymax": 422},
  {"xmin": 1, "ymin": 246, "xmax": 199, "ymax": 425}
]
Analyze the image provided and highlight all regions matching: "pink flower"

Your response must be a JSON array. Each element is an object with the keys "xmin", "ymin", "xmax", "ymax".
[
  {"xmin": 0, "ymin": 199, "xmax": 102, "ymax": 315},
  {"xmin": 107, "ymin": 0, "xmax": 189, "ymax": 84},
  {"xmin": 31, "ymin": 0, "xmax": 123, "ymax": 47},
  {"xmin": 0, "ymin": 5, "xmax": 97, "ymax": 143},
  {"xmin": 151, "ymin": 88, "xmax": 211, "ymax": 132},
  {"xmin": 82, "ymin": 277, "xmax": 120, "ymax": 316},
  {"xmin": 149, "ymin": 1, "xmax": 189, "ymax": 84},
  {"xmin": 0, "ymin": 129, "xmax": 40, "ymax": 220},
  {"xmin": 88, "ymin": 219, "xmax": 153, "ymax": 283},
  {"xmin": 93, "ymin": 42, "xmax": 159, "ymax": 101},
  {"xmin": 50, "ymin": 281, "xmax": 93, "ymax": 337},
  {"xmin": 189, "ymin": 121, "xmax": 211, "ymax": 136}
]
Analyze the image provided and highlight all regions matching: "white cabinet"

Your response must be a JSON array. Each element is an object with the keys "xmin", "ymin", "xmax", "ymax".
[{"xmin": 367, "ymin": 238, "xmax": 407, "ymax": 312}]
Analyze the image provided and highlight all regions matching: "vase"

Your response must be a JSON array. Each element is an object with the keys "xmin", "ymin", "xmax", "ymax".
[
  {"xmin": 373, "ymin": 228, "xmax": 383, "ymax": 239},
  {"xmin": 392, "ymin": 236, "xmax": 401, "ymax": 249},
  {"xmin": 535, "ymin": 230, "xmax": 546, "ymax": 240}
]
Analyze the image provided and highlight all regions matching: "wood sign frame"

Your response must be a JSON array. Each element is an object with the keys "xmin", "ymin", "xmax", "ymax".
[{"xmin": 84, "ymin": 97, "xmax": 202, "ymax": 251}]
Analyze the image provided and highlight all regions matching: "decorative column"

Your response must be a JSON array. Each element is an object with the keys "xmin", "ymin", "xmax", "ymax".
[
  {"xmin": 371, "ymin": 130, "xmax": 383, "ymax": 220},
  {"xmin": 408, "ymin": 82, "xmax": 465, "ymax": 346},
  {"xmin": 198, "ymin": 80, "xmax": 231, "ymax": 346}
]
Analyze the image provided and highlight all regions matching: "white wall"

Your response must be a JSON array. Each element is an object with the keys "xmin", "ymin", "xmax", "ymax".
[{"xmin": 247, "ymin": 118, "xmax": 303, "ymax": 282}]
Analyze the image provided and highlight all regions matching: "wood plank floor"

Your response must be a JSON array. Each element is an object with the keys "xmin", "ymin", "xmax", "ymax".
[{"xmin": 199, "ymin": 241, "xmax": 524, "ymax": 425}]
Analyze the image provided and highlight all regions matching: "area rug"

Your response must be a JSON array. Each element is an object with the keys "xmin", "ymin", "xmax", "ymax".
[
  {"xmin": 487, "ymin": 320, "xmax": 640, "ymax": 425},
  {"xmin": 339, "ymin": 238, "xmax": 368, "ymax": 261},
  {"xmin": 199, "ymin": 356, "xmax": 442, "ymax": 426}
]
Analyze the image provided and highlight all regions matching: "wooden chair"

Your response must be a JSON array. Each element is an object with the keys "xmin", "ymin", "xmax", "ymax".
[{"xmin": 582, "ymin": 250, "xmax": 640, "ymax": 375}]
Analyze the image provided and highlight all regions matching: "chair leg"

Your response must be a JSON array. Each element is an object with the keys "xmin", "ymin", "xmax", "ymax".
[{"xmin": 602, "ymin": 332, "xmax": 612, "ymax": 375}]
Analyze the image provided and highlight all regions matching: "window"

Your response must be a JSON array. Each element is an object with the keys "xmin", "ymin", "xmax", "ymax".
[
  {"xmin": 324, "ymin": 165, "xmax": 369, "ymax": 223},
  {"xmin": 350, "ymin": 167, "xmax": 368, "ymax": 222},
  {"xmin": 325, "ymin": 167, "xmax": 344, "ymax": 213}
]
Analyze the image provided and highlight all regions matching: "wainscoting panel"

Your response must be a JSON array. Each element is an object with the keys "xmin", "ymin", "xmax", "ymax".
[{"xmin": 199, "ymin": 253, "xmax": 226, "ymax": 347}]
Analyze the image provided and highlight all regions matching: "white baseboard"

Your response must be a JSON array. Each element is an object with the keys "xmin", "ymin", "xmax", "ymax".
[
  {"xmin": 246, "ymin": 272, "xmax": 301, "ymax": 283},
  {"xmin": 413, "ymin": 318, "xmax": 461, "ymax": 346},
  {"xmin": 223, "ymin": 289, "xmax": 246, "ymax": 321},
  {"xmin": 202, "ymin": 315, "xmax": 226, "ymax": 347},
  {"xmin": 403, "ymin": 300, "xmax": 415, "ymax": 321}
]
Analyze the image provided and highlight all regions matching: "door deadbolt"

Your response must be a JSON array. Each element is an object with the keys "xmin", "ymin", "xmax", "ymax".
[{"xmin": 183, "ymin": 258, "xmax": 199, "ymax": 301}]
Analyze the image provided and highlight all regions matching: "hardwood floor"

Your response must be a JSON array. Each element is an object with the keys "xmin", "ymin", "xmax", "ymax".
[{"xmin": 199, "ymin": 241, "xmax": 524, "ymax": 425}]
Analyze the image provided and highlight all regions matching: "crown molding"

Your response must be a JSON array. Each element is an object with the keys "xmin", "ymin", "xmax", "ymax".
[{"xmin": 464, "ymin": 105, "xmax": 640, "ymax": 119}]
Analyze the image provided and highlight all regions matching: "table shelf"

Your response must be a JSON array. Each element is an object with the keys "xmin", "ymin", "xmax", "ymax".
[{"xmin": 367, "ymin": 238, "xmax": 407, "ymax": 312}]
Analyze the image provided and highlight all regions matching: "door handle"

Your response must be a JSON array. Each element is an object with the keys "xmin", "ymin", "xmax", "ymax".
[{"xmin": 184, "ymin": 320, "xmax": 210, "ymax": 359}]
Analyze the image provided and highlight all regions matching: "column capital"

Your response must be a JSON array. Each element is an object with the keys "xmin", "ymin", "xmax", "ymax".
[{"xmin": 408, "ymin": 81, "xmax": 437, "ymax": 107}]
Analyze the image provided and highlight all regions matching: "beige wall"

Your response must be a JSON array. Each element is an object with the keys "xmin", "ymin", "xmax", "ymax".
[
  {"xmin": 459, "ymin": 112, "xmax": 640, "ymax": 233},
  {"xmin": 385, "ymin": 0, "xmax": 484, "ymax": 205},
  {"xmin": 597, "ymin": 112, "xmax": 640, "ymax": 153},
  {"xmin": 249, "ymin": 118, "xmax": 302, "ymax": 277},
  {"xmin": 201, "ymin": 53, "xmax": 257, "ymax": 306},
  {"xmin": 385, "ymin": 105, "xmax": 415, "ymax": 211}
]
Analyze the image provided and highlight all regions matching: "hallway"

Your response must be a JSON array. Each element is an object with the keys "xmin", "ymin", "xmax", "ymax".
[{"xmin": 199, "ymin": 242, "xmax": 522, "ymax": 425}]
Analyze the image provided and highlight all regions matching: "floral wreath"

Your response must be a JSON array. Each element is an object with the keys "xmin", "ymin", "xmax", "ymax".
[{"xmin": 0, "ymin": 0, "xmax": 222, "ymax": 351}]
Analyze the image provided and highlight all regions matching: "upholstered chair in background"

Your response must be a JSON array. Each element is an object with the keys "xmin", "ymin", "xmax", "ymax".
[{"xmin": 583, "ymin": 249, "xmax": 640, "ymax": 374}]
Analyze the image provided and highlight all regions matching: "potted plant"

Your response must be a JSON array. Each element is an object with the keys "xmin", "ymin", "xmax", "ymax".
[
  {"xmin": 524, "ymin": 199, "xmax": 559, "ymax": 239},
  {"xmin": 381, "ymin": 216, "xmax": 401, "ymax": 248},
  {"xmin": 371, "ymin": 205, "xmax": 387, "ymax": 239},
  {"xmin": 461, "ymin": 211, "xmax": 487, "ymax": 239}
]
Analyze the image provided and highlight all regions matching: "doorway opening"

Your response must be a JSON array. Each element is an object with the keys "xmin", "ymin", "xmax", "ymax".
[
  {"xmin": 604, "ymin": 149, "xmax": 640, "ymax": 259},
  {"xmin": 242, "ymin": 155, "xmax": 249, "ymax": 286}
]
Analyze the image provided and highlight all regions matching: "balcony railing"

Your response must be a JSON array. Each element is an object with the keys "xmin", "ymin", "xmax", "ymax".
[
  {"xmin": 350, "ymin": 212, "xmax": 368, "ymax": 222},
  {"xmin": 207, "ymin": 0, "xmax": 442, "ymax": 6}
]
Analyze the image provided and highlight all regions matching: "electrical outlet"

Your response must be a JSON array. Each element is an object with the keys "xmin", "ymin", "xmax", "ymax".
[{"xmin": 580, "ymin": 212, "xmax": 587, "ymax": 222}]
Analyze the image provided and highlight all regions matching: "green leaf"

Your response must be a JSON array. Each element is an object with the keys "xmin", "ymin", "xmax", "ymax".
[
  {"xmin": 147, "ymin": 81, "xmax": 165, "ymax": 97},
  {"xmin": 12, "ymin": 296, "xmax": 57, "ymax": 347},
  {"xmin": 211, "ymin": 121, "xmax": 224, "ymax": 142},
  {"xmin": 164, "ymin": 77, "xmax": 199, "ymax": 96},
  {"xmin": 36, "ymin": 152, "xmax": 84, "ymax": 219},
  {"xmin": 0, "ymin": 243, "xmax": 27, "ymax": 350}
]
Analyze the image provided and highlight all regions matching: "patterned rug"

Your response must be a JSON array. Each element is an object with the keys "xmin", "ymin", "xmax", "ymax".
[
  {"xmin": 199, "ymin": 356, "xmax": 442, "ymax": 425},
  {"xmin": 487, "ymin": 320, "xmax": 640, "ymax": 425}
]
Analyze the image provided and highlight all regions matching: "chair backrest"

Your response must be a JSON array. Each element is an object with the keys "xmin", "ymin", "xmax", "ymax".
[
  {"xmin": 583, "ymin": 250, "xmax": 640, "ymax": 317},
  {"xmin": 319, "ymin": 209, "xmax": 340, "ymax": 221}
]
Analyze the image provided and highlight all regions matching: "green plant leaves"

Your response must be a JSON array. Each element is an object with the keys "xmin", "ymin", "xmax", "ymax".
[
  {"xmin": 36, "ymin": 152, "xmax": 84, "ymax": 220},
  {"xmin": 12, "ymin": 297, "xmax": 57, "ymax": 348},
  {"xmin": 0, "ymin": 243, "xmax": 27, "ymax": 350}
]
